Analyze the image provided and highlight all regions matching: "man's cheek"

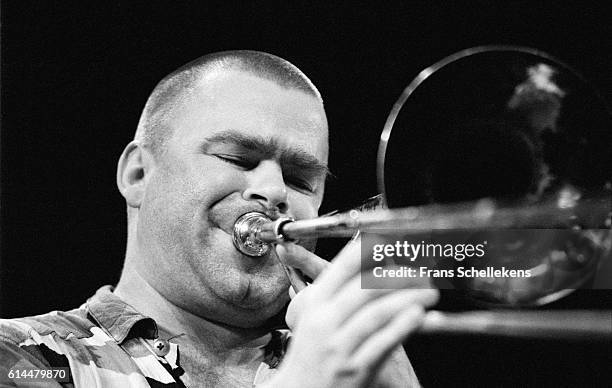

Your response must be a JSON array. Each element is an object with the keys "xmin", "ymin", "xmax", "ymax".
[
  {"xmin": 200, "ymin": 167, "xmax": 247, "ymax": 197},
  {"xmin": 287, "ymin": 192, "xmax": 319, "ymax": 218}
]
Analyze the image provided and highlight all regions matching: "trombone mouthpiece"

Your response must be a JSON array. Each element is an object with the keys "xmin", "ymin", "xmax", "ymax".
[
  {"xmin": 232, "ymin": 212, "xmax": 295, "ymax": 257},
  {"xmin": 232, "ymin": 212, "xmax": 272, "ymax": 257}
]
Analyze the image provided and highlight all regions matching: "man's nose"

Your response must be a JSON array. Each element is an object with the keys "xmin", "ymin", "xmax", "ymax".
[{"xmin": 242, "ymin": 160, "xmax": 288, "ymax": 213}]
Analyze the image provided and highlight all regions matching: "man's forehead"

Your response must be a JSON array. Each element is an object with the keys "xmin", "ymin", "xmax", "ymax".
[
  {"xmin": 169, "ymin": 68, "xmax": 329, "ymax": 159},
  {"xmin": 199, "ymin": 70, "xmax": 324, "ymax": 118}
]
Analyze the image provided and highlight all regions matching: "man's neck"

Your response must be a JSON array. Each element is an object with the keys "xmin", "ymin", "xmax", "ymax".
[{"xmin": 114, "ymin": 265, "xmax": 272, "ymax": 357}]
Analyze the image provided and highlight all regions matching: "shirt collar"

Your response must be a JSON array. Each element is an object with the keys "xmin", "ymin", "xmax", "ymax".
[{"xmin": 85, "ymin": 285, "xmax": 158, "ymax": 344}]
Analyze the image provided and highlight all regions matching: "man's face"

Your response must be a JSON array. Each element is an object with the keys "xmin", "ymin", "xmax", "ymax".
[{"xmin": 137, "ymin": 69, "xmax": 328, "ymax": 327}]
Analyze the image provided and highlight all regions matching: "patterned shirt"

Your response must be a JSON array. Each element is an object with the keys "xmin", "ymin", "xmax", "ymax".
[{"xmin": 0, "ymin": 286, "xmax": 288, "ymax": 387}]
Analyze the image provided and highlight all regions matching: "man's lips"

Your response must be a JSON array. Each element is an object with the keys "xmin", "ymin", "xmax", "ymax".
[{"xmin": 211, "ymin": 204, "xmax": 285, "ymax": 237}]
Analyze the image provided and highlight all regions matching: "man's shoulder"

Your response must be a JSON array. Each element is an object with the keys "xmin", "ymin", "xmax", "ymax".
[
  {"xmin": 0, "ymin": 307, "xmax": 94, "ymax": 346},
  {"xmin": 0, "ymin": 308, "xmax": 98, "ymax": 385},
  {"xmin": 0, "ymin": 288, "xmax": 170, "ymax": 387}
]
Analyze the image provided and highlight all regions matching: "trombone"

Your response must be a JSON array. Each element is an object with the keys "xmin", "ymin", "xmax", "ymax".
[{"xmin": 233, "ymin": 46, "xmax": 612, "ymax": 340}]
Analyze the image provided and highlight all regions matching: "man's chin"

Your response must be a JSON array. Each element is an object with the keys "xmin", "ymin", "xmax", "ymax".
[
  {"xmin": 236, "ymin": 303, "xmax": 289, "ymax": 329},
  {"xmin": 229, "ymin": 303, "xmax": 289, "ymax": 329},
  {"xmin": 231, "ymin": 273, "xmax": 289, "ymax": 308},
  {"xmin": 216, "ymin": 289, "xmax": 290, "ymax": 328},
  {"xmin": 206, "ymin": 266, "xmax": 290, "ymax": 312}
]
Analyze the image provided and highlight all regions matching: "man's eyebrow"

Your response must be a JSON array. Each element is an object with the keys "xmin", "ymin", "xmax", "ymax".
[
  {"xmin": 203, "ymin": 130, "xmax": 331, "ymax": 177},
  {"xmin": 280, "ymin": 149, "xmax": 331, "ymax": 178},
  {"xmin": 203, "ymin": 130, "xmax": 277, "ymax": 155}
]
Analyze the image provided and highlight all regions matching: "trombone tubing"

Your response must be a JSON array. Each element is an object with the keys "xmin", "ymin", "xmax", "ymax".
[
  {"xmin": 256, "ymin": 199, "xmax": 600, "ymax": 243},
  {"xmin": 419, "ymin": 310, "xmax": 612, "ymax": 340}
]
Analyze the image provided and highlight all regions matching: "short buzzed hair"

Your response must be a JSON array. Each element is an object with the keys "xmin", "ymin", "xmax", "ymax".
[{"xmin": 134, "ymin": 50, "xmax": 322, "ymax": 154}]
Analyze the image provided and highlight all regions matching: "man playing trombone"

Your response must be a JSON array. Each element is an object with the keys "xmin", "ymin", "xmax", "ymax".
[{"xmin": 0, "ymin": 51, "xmax": 437, "ymax": 387}]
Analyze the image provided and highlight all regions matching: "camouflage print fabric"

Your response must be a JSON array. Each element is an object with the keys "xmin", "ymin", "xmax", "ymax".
[{"xmin": 0, "ymin": 286, "xmax": 288, "ymax": 387}]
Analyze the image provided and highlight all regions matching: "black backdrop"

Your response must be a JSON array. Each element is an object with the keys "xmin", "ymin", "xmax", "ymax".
[{"xmin": 2, "ymin": 2, "xmax": 611, "ymax": 387}]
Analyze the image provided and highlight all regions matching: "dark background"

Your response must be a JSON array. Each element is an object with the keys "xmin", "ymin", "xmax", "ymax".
[{"xmin": 2, "ymin": 1, "xmax": 611, "ymax": 387}]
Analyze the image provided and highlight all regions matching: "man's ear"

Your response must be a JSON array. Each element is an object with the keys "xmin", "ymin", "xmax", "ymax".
[{"xmin": 117, "ymin": 141, "xmax": 155, "ymax": 208}]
